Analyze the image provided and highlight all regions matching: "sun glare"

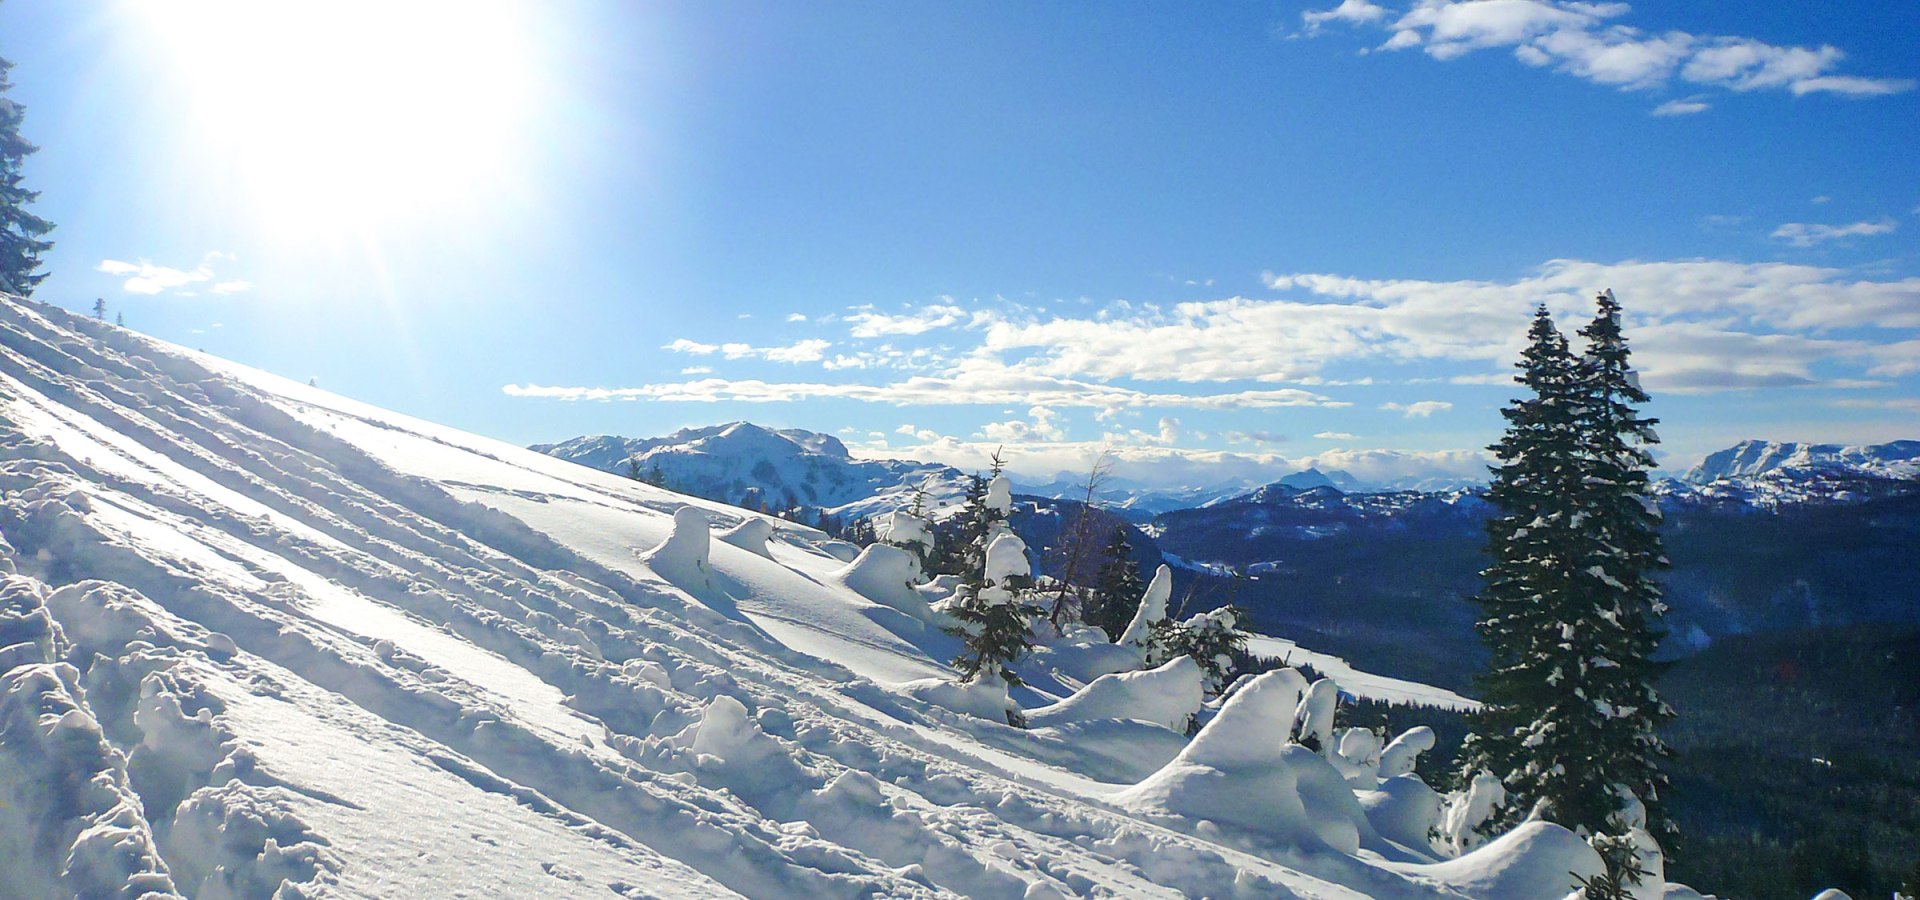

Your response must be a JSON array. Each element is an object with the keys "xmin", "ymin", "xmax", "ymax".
[{"xmin": 134, "ymin": 0, "xmax": 539, "ymax": 236}]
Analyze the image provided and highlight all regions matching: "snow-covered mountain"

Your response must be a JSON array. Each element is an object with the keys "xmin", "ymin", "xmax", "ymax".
[
  {"xmin": 1011, "ymin": 473, "xmax": 1254, "ymax": 519},
  {"xmin": 1683, "ymin": 439, "xmax": 1920, "ymax": 484},
  {"xmin": 535, "ymin": 423, "xmax": 972, "ymax": 521},
  {"xmin": 4, "ymin": 294, "xmax": 1652, "ymax": 898},
  {"xmin": 1672, "ymin": 439, "xmax": 1920, "ymax": 508}
]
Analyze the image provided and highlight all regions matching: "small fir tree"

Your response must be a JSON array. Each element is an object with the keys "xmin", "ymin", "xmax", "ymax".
[
  {"xmin": 0, "ymin": 56, "xmax": 53, "ymax": 296},
  {"xmin": 1161, "ymin": 605, "xmax": 1248, "ymax": 696},
  {"xmin": 947, "ymin": 533, "xmax": 1041, "ymax": 688},
  {"xmin": 1086, "ymin": 525, "xmax": 1142, "ymax": 640}
]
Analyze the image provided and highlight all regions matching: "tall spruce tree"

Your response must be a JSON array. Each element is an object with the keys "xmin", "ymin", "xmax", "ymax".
[
  {"xmin": 1570, "ymin": 289, "xmax": 1675, "ymax": 844},
  {"xmin": 1460, "ymin": 305, "xmax": 1592, "ymax": 828},
  {"xmin": 0, "ymin": 55, "xmax": 54, "ymax": 296},
  {"xmin": 1461, "ymin": 296, "xmax": 1674, "ymax": 849}
]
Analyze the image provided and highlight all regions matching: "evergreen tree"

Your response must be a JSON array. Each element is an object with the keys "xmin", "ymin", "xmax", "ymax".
[
  {"xmin": 0, "ymin": 56, "xmax": 53, "ymax": 296},
  {"xmin": 1086, "ymin": 525, "xmax": 1142, "ymax": 640},
  {"xmin": 1160, "ymin": 605, "xmax": 1248, "ymax": 696},
  {"xmin": 1570, "ymin": 289, "xmax": 1675, "ymax": 844},
  {"xmin": 625, "ymin": 458, "xmax": 644, "ymax": 481},
  {"xmin": 1459, "ymin": 305, "xmax": 1592, "ymax": 828},
  {"xmin": 946, "ymin": 532, "xmax": 1041, "ymax": 688},
  {"xmin": 1460, "ymin": 296, "xmax": 1674, "ymax": 849},
  {"xmin": 947, "ymin": 450, "xmax": 1009, "ymax": 588}
]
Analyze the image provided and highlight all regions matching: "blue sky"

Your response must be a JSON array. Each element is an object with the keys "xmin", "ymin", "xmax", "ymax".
[{"xmin": 3, "ymin": 1, "xmax": 1916, "ymax": 486}]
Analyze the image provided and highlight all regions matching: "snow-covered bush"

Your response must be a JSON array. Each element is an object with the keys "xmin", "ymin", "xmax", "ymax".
[
  {"xmin": 876, "ymin": 509, "xmax": 933, "ymax": 579},
  {"xmin": 1155, "ymin": 605, "xmax": 1248, "ymax": 696}
]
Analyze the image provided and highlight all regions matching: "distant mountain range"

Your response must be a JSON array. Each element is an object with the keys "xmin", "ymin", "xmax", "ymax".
[
  {"xmin": 533, "ymin": 425, "xmax": 1920, "ymax": 523},
  {"xmin": 533, "ymin": 422, "xmax": 972, "ymax": 521}
]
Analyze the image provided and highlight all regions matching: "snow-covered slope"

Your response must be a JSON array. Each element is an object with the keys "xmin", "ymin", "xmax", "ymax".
[
  {"xmin": 1, "ymin": 296, "xmax": 1684, "ymax": 899},
  {"xmin": 1684, "ymin": 439, "xmax": 1920, "ymax": 484},
  {"xmin": 535, "ymin": 423, "xmax": 972, "ymax": 521}
]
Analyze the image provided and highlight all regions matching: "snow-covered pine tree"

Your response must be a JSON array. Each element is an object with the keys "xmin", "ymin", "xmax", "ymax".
[
  {"xmin": 944, "ymin": 450, "xmax": 1009, "ymax": 586},
  {"xmin": 1461, "ymin": 296, "xmax": 1675, "ymax": 850},
  {"xmin": 1569, "ymin": 289, "xmax": 1675, "ymax": 844},
  {"xmin": 0, "ymin": 55, "xmax": 53, "ymax": 297},
  {"xmin": 1086, "ymin": 525, "xmax": 1142, "ymax": 641},
  {"xmin": 1161, "ymin": 605, "xmax": 1248, "ymax": 696},
  {"xmin": 1458, "ymin": 305, "xmax": 1588, "ymax": 829},
  {"xmin": 947, "ymin": 532, "xmax": 1041, "ymax": 688}
]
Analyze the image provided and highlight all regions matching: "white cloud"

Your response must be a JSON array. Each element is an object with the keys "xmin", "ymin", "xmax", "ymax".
[
  {"xmin": 1223, "ymin": 429, "xmax": 1291, "ymax": 445},
  {"xmin": 1651, "ymin": 98, "xmax": 1709, "ymax": 116},
  {"xmin": 680, "ymin": 366, "xmax": 712, "ymax": 375},
  {"xmin": 1302, "ymin": 0, "xmax": 1388, "ymax": 33},
  {"xmin": 1770, "ymin": 219, "xmax": 1898, "ymax": 247},
  {"xmin": 1313, "ymin": 431, "xmax": 1359, "ymax": 440},
  {"xmin": 846, "ymin": 302, "xmax": 978, "ymax": 337},
  {"xmin": 965, "ymin": 258, "xmax": 1916, "ymax": 394},
  {"xmin": 1790, "ymin": 74, "xmax": 1916, "ymax": 97},
  {"xmin": 858, "ymin": 434, "xmax": 1490, "ymax": 490},
  {"xmin": 786, "ymin": 313, "xmax": 808, "ymax": 322},
  {"xmin": 665, "ymin": 338, "xmax": 719, "ymax": 355},
  {"xmin": 1382, "ymin": 400, "xmax": 1453, "ymax": 418},
  {"xmin": 1309, "ymin": 1, "xmax": 1912, "ymax": 101},
  {"xmin": 1836, "ymin": 397, "xmax": 1920, "ymax": 414},
  {"xmin": 763, "ymin": 339, "xmax": 832, "ymax": 363},
  {"xmin": 503, "ymin": 365, "xmax": 1348, "ymax": 412},
  {"xmin": 664, "ymin": 337, "xmax": 832, "ymax": 364},
  {"xmin": 981, "ymin": 406, "xmax": 1069, "ymax": 443},
  {"xmin": 96, "ymin": 252, "xmax": 245, "ymax": 296}
]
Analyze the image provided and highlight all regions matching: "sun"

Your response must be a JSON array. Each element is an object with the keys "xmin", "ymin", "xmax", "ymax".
[{"xmin": 133, "ymin": 0, "xmax": 541, "ymax": 237}]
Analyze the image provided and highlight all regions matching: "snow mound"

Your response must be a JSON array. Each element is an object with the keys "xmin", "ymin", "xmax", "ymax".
[
  {"xmin": 716, "ymin": 517, "xmax": 775, "ymax": 558},
  {"xmin": 897, "ymin": 672, "xmax": 1015, "ymax": 723},
  {"xmin": 1420, "ymin": 820, "xmax": 1602, "ymax": 898},
  {"xmin": 1025, "ymin": 656, "xmax": 1202, "ymax": 731},
  {"xmin": 983, "ymin": 532, "xmax": 1029, "ymax": 584},
  {"xmin": 830, "ymin": 544, "xmax": 936, "ymax": 621},
  {"xmin": 1116, "ymin": 564, "xmax": 1171, "ymax": 655},
  {"xmin": 644, "ymin": 506, "xmax": 712, "ymax": 585},
  {"xmin": 1115, "ymin": 668, "xmax": 1372, "ymax": 854},
  {"xmin": 1358, "ymin": 775, "xmax": 1443, "ymax": 856}
]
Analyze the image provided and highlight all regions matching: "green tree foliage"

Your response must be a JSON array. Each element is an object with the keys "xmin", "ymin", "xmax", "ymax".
[
  {"xmin": 0, "ymin": 56, "xmax": 53, "ymax": 296},
  {"xmin": 1085, "ymin": 525, "xmax": 1142, "ymax": 641},
  {"xmin": 1460, "ymin": 294, "xmax": 1674, "ymax": 849},
  {"xmin": 1158, "ymin": 605, "xmax": 1249, "ymax": 696},
  {"xmin": 946, "ymin": 536, "xmax": 1041, "ymax": 688}
]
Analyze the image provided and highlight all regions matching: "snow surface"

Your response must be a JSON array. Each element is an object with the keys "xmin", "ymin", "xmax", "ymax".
[
  {"xmin": 1247, "ymin": 634, "xmax": 1481, "ymax": 711},
  {"xmin": 0, "ymin": 296, "xmax": 1711, "ymax": 898}
]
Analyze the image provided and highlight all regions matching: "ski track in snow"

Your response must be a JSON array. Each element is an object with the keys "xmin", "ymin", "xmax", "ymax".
[{"xmin": 1, "ymin": 297, "xmax": 1638, "ymax": 899}]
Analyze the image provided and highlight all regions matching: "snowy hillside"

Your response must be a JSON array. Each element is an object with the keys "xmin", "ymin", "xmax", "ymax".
[
  {"xmin": 2, "ymin": 296, "xmax": 1711, "ymax": 898},
  {"xmin": 1683, "ymin": 439, "xmax": 1920, "ymax": 484},
  {"xmin": 535, "ymin": 424, "xmax": 972, "ymax": 522}
]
